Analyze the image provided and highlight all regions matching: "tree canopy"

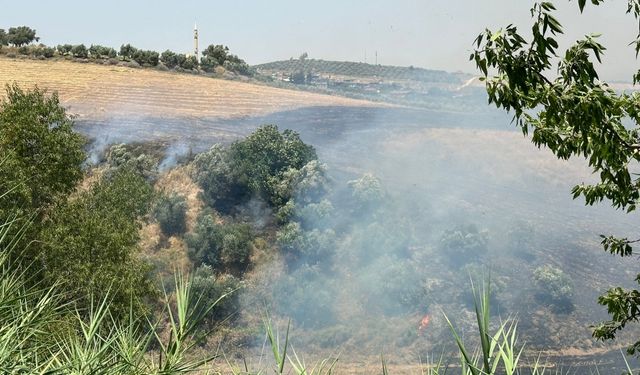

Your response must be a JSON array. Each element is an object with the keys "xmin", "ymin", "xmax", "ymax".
[
  {"xmin": 473, "ymin": 0, "xmax": 640, "ymax": 354},
  {"xmin": 6, "ymin": 26, "xmax": 38, "ymax": 47},
  {"xmin": 0, "ymin": 84, "xmax": 86, "ymax": 212}
]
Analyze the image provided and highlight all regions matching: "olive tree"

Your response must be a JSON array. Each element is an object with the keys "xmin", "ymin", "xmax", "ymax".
[{"xmin": 6, "ymin": 26, "xmax": 38, "ymax": 47}]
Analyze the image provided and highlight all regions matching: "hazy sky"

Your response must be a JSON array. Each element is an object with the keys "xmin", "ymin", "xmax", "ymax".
[{"xmin": 2, "ymin": 1, "xmax": 638, "ymax": 81}]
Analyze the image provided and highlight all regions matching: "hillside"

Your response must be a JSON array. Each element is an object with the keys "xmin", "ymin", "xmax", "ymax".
[
  {"xmin": 254, "ymin": 58, "xmax": 487, "ymax": 111},
  {"xmin": 0, "ymin": 57, "xmax": 381, "ymax": 121},
  {"xmin": 3, "ymin": 56, "xmax": 639, "ymax": 372},
  {"xmin": 254, "ymin": 59, "xmax": 470, "ymax": 83}
]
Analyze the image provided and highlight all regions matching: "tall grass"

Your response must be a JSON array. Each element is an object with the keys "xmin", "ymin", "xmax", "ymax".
[
  {"xmin": 0, "ymin": 204, "xmax": 226, "ymax": 374},
  {"xmin": 443, "ymin": 279, "xmax": 549, "ymax": 375}
]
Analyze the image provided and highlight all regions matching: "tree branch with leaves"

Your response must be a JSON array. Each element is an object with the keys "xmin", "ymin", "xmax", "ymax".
[{"xmin": 473, "ymin": 0, "xmax": 640, "ymax": 355}]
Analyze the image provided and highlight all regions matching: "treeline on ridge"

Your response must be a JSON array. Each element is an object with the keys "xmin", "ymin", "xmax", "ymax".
[{"xmin": 0, "ymin": 25, "xmax": 253, "ymax": 76}]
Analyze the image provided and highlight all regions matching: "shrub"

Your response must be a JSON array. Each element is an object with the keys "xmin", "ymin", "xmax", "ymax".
[
  {"xmin": 154, "ymin": 193, "xmax": 187, "ymax": 236},
  {"xmin": 273, "ymin": 265, "xmax": 335, "ymax": 328},
  {"xmin": 41, "ymin": 169, "xmax": 155, "ymax": 319},
  {"xmin": 190, "ymin": 265, "xmax": 242, "ymax": 328},
  {"xmin": 533, "ymin": 264, "xmax": 574, "ymax": 309},
  {"xmin": 32, "ymin": 45, "xmax": 54, "ymax": 58},
  {"xmin": 220, "ymin": 224, "xmax": 254, "ymax": 270},
  {"xmin": 192, "ymin": 127, "xmax": 316, "ymax": 212},
  {"xmin": 106, "ymin": 143, "xmax": 158, "ymax": 182},
  {"xmin": 191, "ymin": 144, "xmax": 249, "ymax": 212},
  {"xmin": 56, "ymin": 44, "xmax": 73, "ymax": 55},
  {"xmin": 347, "ymin": 173, "xmax": 384, "ymax": 214},
  {"xmin": 186, "ymin": 213, "xmax": 253, "ymax": 272},
  {"xmin": 88, "ymin": 44, "xmax": 117, "ymax": 59},
  {"xmin": 70, "ymin": 44, "xmax": 88, "ymax": 58},
  {"xmin": 276, "ymin": 222, "xmax": 336, "ymax": 267},
  {"xmin": 439, "ymin": 224, "xmax": 489, "ymax": 265}
]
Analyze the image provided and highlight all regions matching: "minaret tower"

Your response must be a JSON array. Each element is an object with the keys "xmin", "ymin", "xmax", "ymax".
[{"xmin": 193, "ymin": 22, "xmax": 199, "ymax": 62}]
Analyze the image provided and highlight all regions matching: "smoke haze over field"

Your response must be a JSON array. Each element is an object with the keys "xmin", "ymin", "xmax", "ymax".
[
  {"xmin": 6, "ymin": 0, "xmax": 640, "ymax": 371},
  {"xmin": 77, "ymin": 102, "xmax": 640, "ymax": 368}
]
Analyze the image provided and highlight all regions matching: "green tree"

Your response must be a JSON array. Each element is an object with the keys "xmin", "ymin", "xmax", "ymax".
[
  {"xmin": 185, "ymin": 212, "xmax": 253, "ymax": 272},
  {"xmin": 119, "ymin": 43, "xmax": 138, "ymax": 60},
  {"xmin": 533, "ymin": 264, "xmax": 574, "ymax": 310},
  {"xmin": 70, "ymin": 44, "xmax": 88, "ymax": 58},
  {"xmin": 0, "ymin": 29, "xmax": 7, "ymax": 48},
  {"xmin": 40, "ymin": 169, "xmax": 155, "ymax": 318},
  {"xmin": 202, "ymin": 44, "xmax": 229, "ymax": 63},
  {"xmin": 192, "ymin": 126, "xmax": 317, "ymax": 212},
  {"xmin": 6, "ymin": 26, "xmax": 38, "ymax": 47},
  {"xmin": 0, "ymin": 84, "xmax": 85, "ymax": 212},
  {"xmin": 154, "ymin": 193, "xmax": 188, "ymax": 236},
  {"xmin": 191, "ymin": 144, "xmax": 249, "ymax": 212},
  {"xmin": 161, "ymin": 50, "xmax": 179, "ymax": 68},
  {"xmin": 472, "ymin": 1, "xmax": 640, "ymax": 354},
  {"xmin": 200, "ymin": 55, "xmax": 219, "ymax": 72},
  {"xmin": 56, "ymin": 44, "xmax": 73, "ymax": 55},
  {"xmin": 89, "ymin": 44, "xmax": 116, "ymax": 59},
  {"xmin": 180, "ymin": 55, "xmax": 198, "ymax": 70},
  {"xmin": 228, "ymin": 125, "xmax": 317, "ymax": 207}
]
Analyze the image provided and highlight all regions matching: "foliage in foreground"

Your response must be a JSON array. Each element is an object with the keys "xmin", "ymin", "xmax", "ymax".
[
  {"xmin": 0, "ymin": 214, "xmax": 226, "ymax": 374},
  {"xmin": 472, "ymin": 0, "xmax": 640, "ymax": 354}
]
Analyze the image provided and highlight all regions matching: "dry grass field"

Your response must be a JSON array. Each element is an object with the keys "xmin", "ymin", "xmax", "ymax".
[{"xmin": 0, "ymin": 58, "xmax": 381, "ymax": 120}]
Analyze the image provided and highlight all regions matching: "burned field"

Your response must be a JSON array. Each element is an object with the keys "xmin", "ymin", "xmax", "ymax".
[
  {"xmin": 76, "ymin": 103, "xmax": 640, "ymax": 368},
  {"xmin": 3, "ymin": 58, "xmax": 639, "ymax": 370}
]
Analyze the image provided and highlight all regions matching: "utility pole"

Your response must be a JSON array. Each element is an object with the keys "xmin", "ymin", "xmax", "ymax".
[{"xmin": 375, "ymin": 51, "xmax": 378, "ymax": 65}]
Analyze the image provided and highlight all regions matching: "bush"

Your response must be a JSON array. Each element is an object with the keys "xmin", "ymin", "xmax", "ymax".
[
  {"xmin": 154, "ymin": 193, "xmax": 187, "ymax": 236},
  {"xmin": 191, "ymin": 144, "xmax": 249, "ymax": 212},
  {"xmin": 88, "ymin": 44, "xmax": 117, "ymax": 59},
  {"xmin": 276, "ymin": 222, "xmax": 336, "ymax": 267},
  {"xmin": 186, "ymin": 212, "xmax": 253, "ymax": 272},
  {"xmin": 41, "ymin": 169, "xmax": 155, "ymax": 318},
  {"xmin": 227, "ymin": 125, "xmax": 317, "ymax": 207},
  {"xmin": 347, "ymin": 173, "xmax": 384, "ymax": 214},
  {"xmin": 190, "ymin": 265, "xmax": 242, "ymax": 329},
  {"xmin": 273, "ymin": 265, "xmax": 335, "ymax": 328},
  {"xmin": 70, "ymin": 44, "xmax": 88, "ymax": 58},
  {"xmin": 219, "ymin": 224, "xmax": 254, "ymax": 270},
  {"xmin": 192, "ymin": 126, "xmax": 317, "ymax": 212},
  {"xmin": 32, "ymin": 45, "xmax": 54, "ymax": 58},
  {"xmin": 106, "ymin": 143, "xmax": 158, "ymax": 182},
  {"xmin": 56, "ymin": 44, "xmax": 73, "ymax": 55},
  {"xmin": 439, "ymin": 224, "xmax": 489, "ymax": 265},
  {"xmin": 533, "ymin": 264, "xmax": 574, "ymax": 310}
]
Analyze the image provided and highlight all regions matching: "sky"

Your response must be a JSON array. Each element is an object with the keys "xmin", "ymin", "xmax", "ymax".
[{"xmin": 1, "ymin": 0, "xmax": 638, "ymax": 81}]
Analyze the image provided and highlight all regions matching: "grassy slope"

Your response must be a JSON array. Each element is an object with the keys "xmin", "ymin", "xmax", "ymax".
[{"xmin": 0, "ymin": 58, "xmax": 381, "ymax": 121}]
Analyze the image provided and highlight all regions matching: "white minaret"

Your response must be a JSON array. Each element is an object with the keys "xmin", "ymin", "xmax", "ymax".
[{"xmin": 193, "ymin": 22, "xmax": 199, "ymax": 62}]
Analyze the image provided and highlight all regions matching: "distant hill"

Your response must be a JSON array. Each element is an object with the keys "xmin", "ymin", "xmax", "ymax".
[
  {"xmin": 254, "ymin": 59, "xmax": 470, "ymax": 84},
  {"xmin": 254, "ymin": 59, "xmax": 486, "ymax": 112}
]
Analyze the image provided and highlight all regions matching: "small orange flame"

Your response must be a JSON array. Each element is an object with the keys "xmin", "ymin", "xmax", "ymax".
[{"xmin": 418, "ymin": 314, "xmax": 431, "ymax": 333}]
